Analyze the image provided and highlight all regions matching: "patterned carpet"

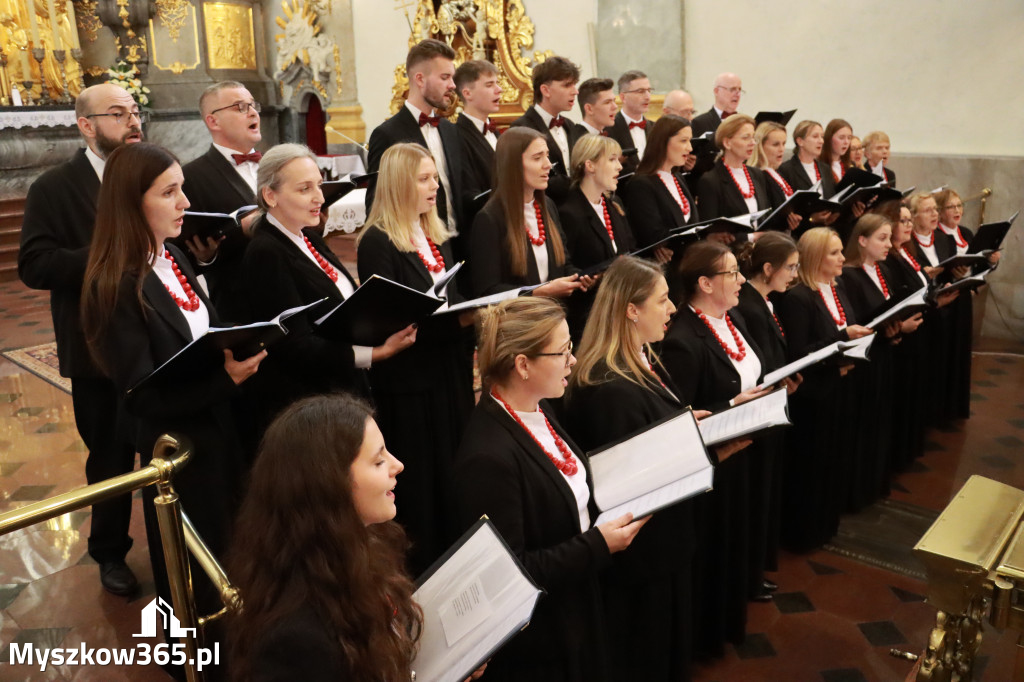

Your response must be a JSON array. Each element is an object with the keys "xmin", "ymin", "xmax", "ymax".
[{"xmin": 1, "ymin": 342, "xmax": 70, "ymax": 394}]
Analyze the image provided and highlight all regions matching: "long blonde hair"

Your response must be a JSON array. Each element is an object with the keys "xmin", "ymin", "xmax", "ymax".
[
  {"xmin": 571, "ymin": 256, "xmax": 666, "ymax": 392},
  {"xmin": 476, "ymin": 297, "xmax": 566, "ymax": 388},
  {"xmin": 797, "ymin": 227, "xmax": 841, "ymax": 288},
  {"xmin": 570, "ymin": 134, "xmax": 622, "ymax": 186},
  {"xmin": 750, "ymin": 121, "xmax": 786, "ymax": 169},
  {"xmin": 363, "ymin": 143, "xmax": 450, "ymax": 252}
]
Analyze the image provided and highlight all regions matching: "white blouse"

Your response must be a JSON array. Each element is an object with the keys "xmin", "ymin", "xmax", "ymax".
[
  {"xmin": 411, "ymin": 224, "xmax": 451, "ymax": 311},
  {"xmin": 912, "ymin": 232, "xmax": 939, "ymax": 266},
  {"xmin": 817, "ymin": 282, "xmax": 848, "ymax": 330},
  {"xmin": 588, "ymin": 198, "xmax": 617, "ymax": 252},
  {"xmin": 657, "ymin": 170, "xmax": 691, "ymax": 222},
  {"xmin": 862, "ymin": 263, "xmax": 890, "ymax": 299},
  {"xmin": 152, "ymin": 248, "xmax": 210, "ymax": 341},
  {"xmin": 701, "ymin": 310, "xmax": 762, "ymax": 391},
  {"xmin": 938, "ymin": 223, "xmax": 969, "ymax": 255},
  {"xmin": 524, "ymin": 202, "xmax": 550, "ymax": 282},
  {"xmin": 727, "ymin": 165, "xmax": 759, "ymax": 214}
]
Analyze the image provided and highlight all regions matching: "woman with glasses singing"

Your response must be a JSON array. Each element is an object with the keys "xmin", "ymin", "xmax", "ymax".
[
  {"xmin": 355, "ymin": 143, "xmax": 476, "ymax": 575},
  {"xmin": 695, "ymin": 114, "xmax": 773, "ymax": 222},
  {"xmin": 455, "ymin": 296, "xmax": 647, "ymax": 682},
  {"xmin": 658, "ymin": 242, "xmax": 770, "ymax": 657},
  {"xmin": 774, "ymin": 228, "xmax": 873, "ymax": 551}
]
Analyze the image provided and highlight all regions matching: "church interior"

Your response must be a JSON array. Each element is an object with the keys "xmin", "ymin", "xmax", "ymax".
[{"xmin": 1, "ymin": 1, "xmax": 1023, "ymax": 680}]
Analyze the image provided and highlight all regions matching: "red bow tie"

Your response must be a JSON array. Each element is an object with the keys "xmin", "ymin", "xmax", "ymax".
[
  {"xmin": 548, "ymin": 117, "xmax": 564, "ymax": 129},
  {"xmin": 600, "ymin": 130, "xmax": 609, "ymax": 137},
  {"xmin": 231, "ymin": 151, "xmax": 262, "ymax": 165},
  {"xmin": 628, "ymin": 120, "xmax": 646, "ymax": 130},
  {"xmin": 418, "ymin": 112, "xmax": 441, "ymax": 127},
  {"xmin": 483, "ymin": 119, "xmax": 498, "ymax": 135},
  {"xmin": 721, "ymin": 111, "xmax": 735, "ymax": 119}
]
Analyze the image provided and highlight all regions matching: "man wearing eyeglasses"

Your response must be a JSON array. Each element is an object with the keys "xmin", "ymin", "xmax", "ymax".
[
  {"xmin": 180, "ymin": 81, "xmax": 263, "ymax": 317},
  {"xmin": 18, "ymin": 82, "xmax": 146, "ymax": 597},
  {"xmin": 691, "ymin": 72, "xmax": 744, "ymax": 137},
  {"xmin": 607, "ymin": 70, "xmax": 653, "ymax": 173}
]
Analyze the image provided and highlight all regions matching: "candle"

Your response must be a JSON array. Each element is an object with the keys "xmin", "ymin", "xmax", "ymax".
[
  {"xmin": 65, "ymin": 0, "xmax": 80, "ymax": 50},
  {"xmin": 20, "ymin": 46, "xmax": 31, "ymax": 80},
  {"xmin": 46, "ymin": 0, "xmax": 60, "ymax": 50},
  {"xmin": 26, "ymin": 0, "xmax": 41, "ymax": 46}
]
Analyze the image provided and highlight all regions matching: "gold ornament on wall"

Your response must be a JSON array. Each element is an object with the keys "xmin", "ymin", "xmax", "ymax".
[
  {"xmin": 154, "ymin": 0, "xmax": 190, "ymax": 42},
  {"xmin": 203, "ymin": 2, "xmax": 255, "ymax": 70},
  {"xmin": 74, "ymin": 0, "xmax": 101, "ymax": 43}
]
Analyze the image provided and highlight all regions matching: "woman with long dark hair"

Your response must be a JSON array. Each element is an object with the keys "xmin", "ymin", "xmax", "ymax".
[
  {"xmin": 821, "ymin": 118, "xmax": 854, "ymax": 185},
  {"xmin": 469, "ymin": 127, "xmax": 593, "ymax": 299},
  {"xmin": 227, "ymin": 394, "xmax": 422, "ymax": 681},
  {"xmin": 356, "ymin": 142, "xmax": 476, "ymax": 575},
  {"xmin": 80, "ymin": 141, "xmax": 265, "ymax": 657},
  {"xmin": 455, "ymin": 296, "xmax": 646, "ymax": 681},
  {"xmin": 621, "ymin": 114, "xmax": 699, "ymax": 261}
]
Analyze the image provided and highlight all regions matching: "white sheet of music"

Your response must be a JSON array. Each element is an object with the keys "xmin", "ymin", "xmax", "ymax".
[
  {"xmin": 589, "ymin": 410, "xmax": 712, "ymax": 526},
  {"xmin": 865, "ymin": 286, "xmax": 928, "ymax": 329},
  {"xmin": 698, "ymin": 388, "xmax": 790, "ymax": 446},
  {"xmin": 839, "ymin": 334, "xmax": 875, "ymax": 361},
  {"xmin": 412, "ymin": 521, "xmax": 541, "ymax": 682},
  {"xmin": 437, "ymin": 288, "xmax": 523, "ymax": 314},
  {"xmin": 758, "ymin": 341, "xmax": 842, "ymax": 388}
]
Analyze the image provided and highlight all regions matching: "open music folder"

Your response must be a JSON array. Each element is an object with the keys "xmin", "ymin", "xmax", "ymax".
[
  {"xmin": 864, "ymin": 285, "xmax": 929, "ymax": 330},
  {"xmin": 411, "ymin": 518, "xmax": 543, "ymax": 682},
  {"xmin": 968, "ymin": 211, "xmax": 1018, "ymax": 254},
  {"xmin": 181, "ymin": 204, "xmax": 257, "ymax": 242},
  {"xmin": 588, "ymin": 410, "xmax": 712, "ymax": 526},
  {"xmin": 757, "ymin": 341, "xmax": 845, "ymax": 389},
  {"xmin": 698, "ymin": 388, "xmax": 791, "ymax": 446}
]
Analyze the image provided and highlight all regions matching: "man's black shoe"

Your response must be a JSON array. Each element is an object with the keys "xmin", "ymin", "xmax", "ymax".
[
  {"xmin": 762, "ymin": 578, "xmax": 778, "ymax": 592},
  {"xmin": 100, "ymin": 561, "xmax": 139, "ymax": 596}
]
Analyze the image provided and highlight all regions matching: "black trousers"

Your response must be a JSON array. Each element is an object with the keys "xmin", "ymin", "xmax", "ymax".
[{"xmin": 71, "ymin": 376, "xmax": 137, "ymax": 563}]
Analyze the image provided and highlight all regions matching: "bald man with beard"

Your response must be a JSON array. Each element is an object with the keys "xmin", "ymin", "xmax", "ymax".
[{"xmin": 18, "ymin": 83, "xmax": 145, "ymax": 596}]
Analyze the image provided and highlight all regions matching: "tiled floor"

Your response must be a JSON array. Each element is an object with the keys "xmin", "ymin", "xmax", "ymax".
[{"xmin": 0, "ymin": 277, "xmax": 1022, "ymax": 681}]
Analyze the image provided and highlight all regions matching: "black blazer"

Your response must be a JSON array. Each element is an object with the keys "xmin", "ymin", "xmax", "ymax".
[
  {"xmin": 660, "ymin": 306, "xmax": 766, "ymax": 413},
  {"xmin": 455, "ymin": 396, "xmax": 611, "ymax": 674},
  {"xmin": 690, "ymin": 107, "xmax": 722, "ymax": 138},
  {"xmin": 908, "ymin": 230, "xmax": 956, "ymax": 269},
  {"xmin": 695, "ymin": 161, "xmax": 772, "ymax": 219},
  {"xmin": 468, "ymin": 196, "xmax": 576, "ymax": 297},
  {"xmin": 356, "ymin": 225, "xmax": 473, "ymax": 392},
  {"xmin": 235, "ymin": 216, "xmax": 366, "ymax": 410},
  {"xmin": 557, "ymin": 187, "xmax": 636, "ymax": 269},
  {"xmin": 250, "ymin": 601, "xmax": 348, "ymax": 682},
  {"xmin": 509, "ymin": 106, "xmax": 581, "ymax": 203},
  {"xmin": 365, "ymin": 106, "xmax": 465, "ymax": 231},
  {"xmin": 840, "ymin": 263, "xmax": 897, "ymax": 323},
  {"xmin": 774, "ymin": 282, "xmax": 857, "ymax": 362},
  {"xmin": 455, "ymin": 113, "xmax": 497, "ymax": 220},
  {"xmin": 18, "ymin": 148, "xmax": 101, "ymax": 377},
  {"xmin": 734, "ymin": 283, "xmax": 787, "ymax": 373},
  {"xmin": 777, "ymin": 156, "xmax": 837, "ymax": 198},
  {"xmin": 606, "ymin": 111, "xmax": 651, "ymax": 177},
  {"xmin": 620, "ymin": 171, "xmax": 699, "ymax": 248},
  {"xmin": 180, "ymin": 144, "xmax": 258, "ymax": 318}
]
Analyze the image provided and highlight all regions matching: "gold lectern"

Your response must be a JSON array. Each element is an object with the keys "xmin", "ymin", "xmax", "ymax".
[{"xmin": 910, "ymin": 475, "xmax": 1024, "ymax": 681}]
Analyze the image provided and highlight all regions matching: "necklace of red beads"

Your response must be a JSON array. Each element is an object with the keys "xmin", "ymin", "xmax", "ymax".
[
  {"xmin": 819, "ymin": 284, "xmax": 847, "ymax": 326},
  {"xmin": 694, "ymin": 308, "xmax": 747, "ymax": 361},
  {"xmin": 415, "ymin": 235, "xmax": 445, "ymax": 273},
  {"xmin": 912, "ymin": 230, "xmax": 934, "ymax": 248},
  {"xmin": 900, "ymin": 246, "xmax": 922, "ymax": 272},
  {"xmin": 831, "ymin": 162, "xmax": 845, "ymax": 183},
  {"xmin": 491, "ymin": 388, "xmax": 577, "ymax": 476},
  {"xmin": 763, "ymin": 298, "xmax": 786, "ymax": 338},
  {"xmin": 868, "ymin": 262, "xmax": 890, "ymax": 299},
  {"xmin": 600, "ymin": 197, "xmax": 617, "ymax": 245},
  {"xmin": 768, "ymin": 169, "xmax": 794, "ymax": 197},
  {"xmin": 303, "ymin": 235, "xmax": 339, "ymax": 282},
  {"xmin": 727, "ymin": 164, "xmax": 756, "ymax": 199},
  {"xmin": 668, "ymin": 174, "xmax": 691, "ymax": 217},
  {"xmin": 162, "ymin": 251, "xmax": 200, "ymax": 312},
  {"xmin": 944, "ymin": 224, "xmax": 969, "ymax": 249},
  {"xmin": 527, "ymin": 201, "xmax": 547, "ymax": 246}
]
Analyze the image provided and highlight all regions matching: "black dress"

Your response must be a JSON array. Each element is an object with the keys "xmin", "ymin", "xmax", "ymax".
[
  {"xmin": 659, "ymin": 307, "xmax": 765, "ymax": 656},
  {"xmin": 562, "ymin": 364, "xmax": 695, "ymax": 681},
  {"xmin": 356, "ymin": 226, "xmax": 475, "ymax": 575},
  {"xmin": 735, "ymin": 283, "xmax": 788, "ymax": 572},
  {"xmin": 455, "ymin": 397, "xmax": 612, "ymax": 682},
  {"xmin": 909, "ymin": 232, "xmax": 959, "ymax": 425},
  {"xmin": 940, "ymin": 224, "xmax": 977, "ymax": 421},
  {"xmin": 234, "ymin": 215, "xmax": 369, "ymax": 428},
  {"xmin": 773, "ymin": 282, "xmax": 858, "ymax": 551},
  {"xmin": 694, "ymin": 160, "xmax": 772, "ymax": 220}
]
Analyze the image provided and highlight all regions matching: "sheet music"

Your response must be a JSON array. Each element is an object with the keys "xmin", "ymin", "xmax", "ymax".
[
  {"xmin": 865, "ymin": 287, "xmax": 927, "ymax": 329},
  {"xmin": 412, "ymin": 522, "xmax": 541, "ymax": 682},
  {"xmin": 698, "ymin": 388, "xmax": 790, "ymax": 446},
  {"xmin": 589, "ymin": 411, "xmax": 710, "ymax": 514},
  {"xmin": 438, "ymin": 287, "xmax": 524, "ymax": 314},
  {"xmin": 758, "ymin": 341, "xmax": 842, "ymax": 388},
  {"xmin": 594, "ymin": 467, "xmax": 714, "ymax": 525},
  {"xmin": 839, "ymin": 334, "xmax": 875, "ymax": 361}
]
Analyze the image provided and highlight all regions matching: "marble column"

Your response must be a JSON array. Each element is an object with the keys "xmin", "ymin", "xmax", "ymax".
[{"xmin": 595, "ymin": 0, "xmax": 685, "ymax": 93}]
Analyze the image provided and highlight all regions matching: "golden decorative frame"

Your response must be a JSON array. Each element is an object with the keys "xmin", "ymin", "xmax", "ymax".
[
  {"xmin": 203, "ymin": 2, "xmax": 256, "ymax": 70},
  {"xmin": 148, "ymin": 2, "xmax": 201, "ymax": 73}
]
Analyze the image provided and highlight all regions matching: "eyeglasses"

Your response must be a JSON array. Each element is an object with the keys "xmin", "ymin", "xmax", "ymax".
[
  {"xmin": 210, "ymin": 100, "xmax": 261, "ymax": 115},
  {"xmin": 533, "ymin": 341, "xmax": 574, "ymax": 368},
  {"xmin": 943, "ymin": 203, "xmax": 964, "ymax": 211},
  {"xmin": 785, "ymin": 264, "xmax": 800, "ymax": 272},
  {"xmin": 899, "ymin": 218, "xmax": 914, "ymax": 224},
  {"xmin": 624, "ymin": 87, "xmax": 653, "ymax": 96},
  {"xmin": 715, "ymin": 86, "xmax": 746, "ymax": 95},
  {"xmin": 714, "ymin": 269, "xmax": 742, "ymax": 280},
  {"xmin": 86, "ymin": 109, "xmax": 148, "ymax": 125}
]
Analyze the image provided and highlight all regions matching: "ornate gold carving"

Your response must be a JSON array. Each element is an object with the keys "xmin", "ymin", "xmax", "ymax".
[
  {"xmin": 113, "ymin": 32, "xmax": 146, "ymax": 64},
  {"xmin": 154, "ymin": 0, "xmax": 190, "ymax": 42},
  {"xmin": 332, "ymin": 43, "xmax": 342, "ymax": 96},
  {"xmin": 86, "ymin": 64, "xmax": 105, "ymax": 76},
  {"xmin": 74, "ymin": 0, "xmax": 101, "ymax": 43},
  {"xmin": 203, "ymin": 2, "xmax": 255, "ymax": 70},
  {"xmin": 148, "ymin": 1, "xmax": 199, "ymax": 73}
]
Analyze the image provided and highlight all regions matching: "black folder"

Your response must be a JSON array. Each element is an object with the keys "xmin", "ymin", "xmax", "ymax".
[
  {"xmin": 181, "ymin": 205, "xmax": 257, "ymax": 242},
  {"xmin": 755, "ymin": 190, "xmax": 840, "ymax": 232},
  {"xmin": 754, "ymin": 109, "xmax": 797, "ymax": 127},
  {"xmin": 968, "ymin": 211, "xmax": 1018, "ymax": 254},
  {"xmin": 935, "ymin": 253, "xmax": 990, "ymax": 271},
  {"xmin": 127, "ymin": 299, "xmax": 329, "ymax": 396},
  {"xmin": 929, "ymin": 272, "xmax": 989, "ymax": 299},
  {"xmin": 690, "ymin": 131, "xmax": 716, "ymax": 159},
  {"xmin": 835, "ymin": 184, "xmax": 903, "ymax": 219},
  {"xmin": 315, "ymin": 267, "xmax": 460, "ymax": 345},
  {"xmin": 834, "ymin": 167, "xmax": 882, "ymax": 193},
  {"xmin": 322, "ymin": 172, "xmax": 376, "ymax": 209}
]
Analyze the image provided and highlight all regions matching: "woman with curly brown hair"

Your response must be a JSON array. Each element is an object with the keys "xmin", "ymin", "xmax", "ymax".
[{"xmin": 226, "ymin": 393, "xmax": 421, "ymax": 681}]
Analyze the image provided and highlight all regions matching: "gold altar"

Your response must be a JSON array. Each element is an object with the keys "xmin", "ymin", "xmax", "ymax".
[{"xmin": 0, "ymin": 0, "xmax": 84, "ymax": 105}]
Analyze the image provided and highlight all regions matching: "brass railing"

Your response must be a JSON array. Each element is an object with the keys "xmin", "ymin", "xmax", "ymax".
[{"xmin": 0, "ymin": 434, "xmax": 240, "ymax": 682}]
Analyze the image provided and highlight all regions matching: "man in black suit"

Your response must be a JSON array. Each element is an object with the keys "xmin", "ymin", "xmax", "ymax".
[
  {"xmin": 607, "ymin": 70, "xmax": 653, "ymax": 174},
  {"xmin": 18, "ymin": 83, "xmax": 145, "ymax": 596},
  {"xmin": 366, "ymin": 39, "xmax": 464, "ymax": 235},
  {"xmin": 181, "ymin": 81, "xmax": 263, "ymax": 318},
  {"xmin": 509, "ymin": 55, "xmax": 581, "ymax": 202},
  {"xmin": 453, "ymin": 59, "xmax": 502, "ymax": 226},
  {"xmin": 690, "ymin": 72, "xmax": 744, "ymax": 184},
  {"xmin": 575, "ymin": 77, "xmax": 617, "ymax": 137}
]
